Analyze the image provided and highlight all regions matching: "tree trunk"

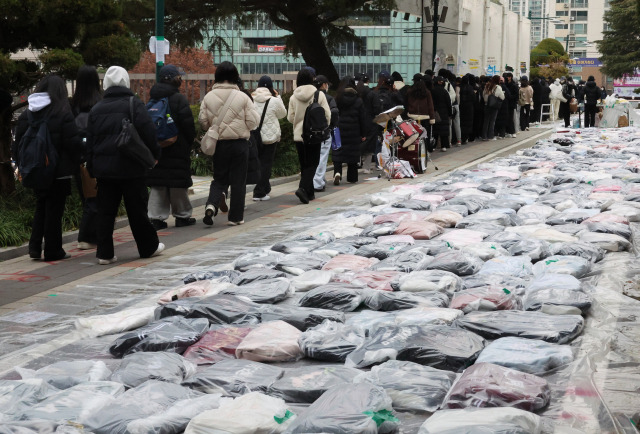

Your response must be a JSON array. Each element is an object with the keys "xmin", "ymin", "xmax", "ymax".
[{"xmin": 0, "ymin": 102, "xmax": 16, "ymax": 197}]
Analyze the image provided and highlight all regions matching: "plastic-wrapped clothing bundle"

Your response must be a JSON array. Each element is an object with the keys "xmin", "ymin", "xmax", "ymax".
[
  {"xmin": 355, "ymin": 243, "xmax": 408, "ymax": 260},
  {"xmin": 74, "ymin": 306, "xmax": 156, "ymax": 337},
  {"xmin": 322, "ymin": 254, "xmax": 380, "ymax": 273},
  {"xmin": 425, "ymin": 250, "xmax": 484, "ymax": 276},
  {"xmin": 158, "ymin": 280, "xmax": 227, "ymax": 304},
  {"xmin": 236, "ymin": 320, "xmax": 302, "ymax": 362},
  {"xmin": 551, "ymin": 241, "xmax": 606, "ymax": 262},
  {"xmin": 508, "ymin": 238, "xmax": 552, "ymax": 262},
  {"xmin": 391, "ymin": 199, "xmax": 432, "ymax": 211},
  {"xmin": 530, "ymin": 227, "xmax": 579, "ymax": 243},
  {"xmin": 220, "ymin": 277, "xmax": 295, "ymax": 304},
  {"xmin": 275, "ymin": 252, "xmax": 330, "ymax": 275},
  {"xmin": 312, "ymin": 242, "xmax": 358, "ymax": 257},
  {"xmin": 549, "ymin": 222, "xmax": 587, "ymax": 236},
  {"xmin": 354, "ymin": 360, "xmax": 457, "ymax": 412},
  {"xmin": 258, "ymin": 304, "xmax": 345, "ymax": 331},
  {"xmin": 476, "ymin": 337, "xmax": 574, "ymax": 374},
  {"xmin": 271, "ymin": 232, "xmax": 335, "ymax": 254},
  {"xmin": 155, "ymin": 294, "xmax": 261, "ymax": 326},
  {"xmin": 373, "ymin": 211, "xmax": 424, "ymax": 224},
  {"xmin": 606, "ymin": 202, "xmax": 640, "ymax": 221},
  {"xmin": 463, "ymin": 274, "xmax": 528, "ymax": 295},
  {"xmin": 16, "ymin": 360, "xmax": 111, "ymax": 390},
  {"xmin": 183, "ymin": 269, "xmax": 239, "ymax": 285},
  {"xmin": 441, "ymin": 196, "xmax": 488, "ymax": 214},
  {"xmin": 393, "ymin": 220, "xmax": 444, "ymax": 240},
  {"xmin": 442, "ymin": 362, "xmax": 550, "ymax": 411},
  {"xmin": 391, "ymin": 270, "xmax": 463, "ymax": 295},
  {"xmin": 461, "ymin": 223, "xmax": 507, "ymax": 237},
  {"xmin": 456, "ymin": 209, "xmax": 519, "ymax": 228},
  {"xmin": 291, "ymin": 269, "xmax": 333, "ymax": 292},
  {"xmin": 418, "ymin": 407, "xmax": 542, "ymax": 433},
  {"xmin": 546, "ymin": 208, "xmax": 600, "ymax": 225},
  {"xmin": 298, "ymin": 283, "xmax": 363, "ymax": 311},
  {"xmin": 0, "ymin": 379, "xmax": 61, "ymax": 422},
  {"xmin": 532, "ymin": 255, "xmax": 591, "ymax": 278},
  {"xmin": 345, "ymin": 270, "xmax": 402, "ymax": 291},
  {"xmin": 109, "ymin": 316, "xmax": 209, "ymax": 357},
  {"xmin": 423, "ymin": 210, "xmax": 464, "ymax": 228},
  {"xmin": 524, "ymin": 285, "xmax": 592, "ymax": 313},
  {"xmin": 486, "ymin": 231, "xmax": 526, "ymax": 249},
  {"xmin": 185, "ymin": 392, "xmax": 295, "ymax": 434},
  {"xmin": 485, "ymin": 199, "xmax": 523, "ymax": 211},
  {"xmin": 377, "ymin": 234, "xmax": 415, "ymax": 244},
  {"xmin": 299, "ymin": 320, "xmax": 365, "ymax": 362},
  {"xmin": 413, "ymin": 193, "xmax": 447, "ymax": 206},
  {"xmin": 450, "ymin": 286, "xmax": 520, "ymax": 313},
  {"xmin": 579, "ymin": 230, "xmax": 631, "ymax": 251},
  {"xmin": 233, "ymin": 249, "xmax": 285, "ymax": 271},
  {"xmin": 181, "ymin": 359, "xmax": 284, "ymax": 395},
  {"xmin": 517, "ymin": 204, "xmax": 559, "ymax": 224},
  {"xmin": 436, "ymin": 204, "xmax": 469, "ymax": 217},
  {"xmin": 109, "ymin": 352, "xmax": 196, "ymax": 388},
  {"xmin": 438, "ymin": 229, "xmax": 487, "ymax": 247},
  {"xmin": 411, "ymin": 239, "xmax": 456, "ymax": 255},
  {"xmin": 370, "ymin": 191, "xmax": 412, "ymax": 205},
  {"xmin": 268, "ymin": 365, "xmax": 361, "ymax": 403},
  {"xmin": 283, "ymin": 383, "xmax": 398, "ymax": 434},
  {"xmin": 363, "ymin": 290, "xmax": 450, "ymax": 311},
  {"xmin": 369, "ymin": 249, "xmax": 432, "ymax": 272},
  {"xmin": 583, "ymin": 212, "xmax": 629, "ymax": 225},
  {"xmin": 360, "ymin": 222, "xmax": 400, "ymax": 238},
  {"xmin": 345, "ymin": 326, "xmax": 421, "ymax": 368},
  {"xmin": 584, "ymin": 222, "xmax": 632, "ymax": 239},
  {"xmin": 527, "ymin": 273, "xmax": 581, "ymax": 292},
  {"xmin": 182, "ymin": 325, "xmax": 255, "ymax": 365},
  {"xmin": 231, "ymin": 268, "xmax": 286, "ymax": 285},
  {"xmin": 339, "ymin": 235, "xmax": 378, "ymax": 248},
  {"xmin": 463, "ymin": 242, "xmax": 510, "ymax": 261},
  {"xmin": 454, "ymin": 310, "xmax": 584, "ymax": 344},
  {"xmin": 393, "ymin": 308, "xmax": 463, "ymax": 327},
  {"xmin": 478, "ymin": 256, "xmax": 533, "ymax": 278}
]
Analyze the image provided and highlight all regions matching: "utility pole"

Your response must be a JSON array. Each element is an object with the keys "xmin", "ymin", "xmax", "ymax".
[
  {"xmin": 432, "ymin": 0, "xmax": 440, "ymax": 71},
  {"xmin": 155, "ymin": 0, "xmax": 165, "ymax": 82}
]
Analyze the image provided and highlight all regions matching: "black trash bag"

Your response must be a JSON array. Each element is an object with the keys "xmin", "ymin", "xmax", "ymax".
[
  {"xmin": 454, "ymin": 310, "xmax": 584, "ymax": 344},
  {"xmin": 436, "ymin": 204, "xmax": 470, "ymax": 217},
  {"xmin": 155, "ymin": 294, "xmax": 262, "ymax": 326},
  {"xmin": 363, "ymin": 290, "xmax": 450, "ymax": 311},
  {"xmin": 391, "ymin": 200, "xmax": 432, "ymax": 211},
  {"xmin": 284, "ymin": 383, "xmax": 399, "ymax": 434},
  {"xmin": 486, "ymin": 231, "xmax": 526, "ymax": 249},
  {"xmin": 508, "ymin": 238, "xmax": 552, "ymax": 262},
  {"xmin": 355, "ymin": 360, "xmax": 457, "ymax": 412},
  {"xmin": 338, "ymin": 236, "xmax": 378, "ymax": 248},
  {"xmin": 355, "ymin": 242, "xmax": 409, "ymax": 260},
  {"xmin": 298, "ymin": 283, "xmax": 363, "ymax": 312},
  {"xmin": 231, "ymin": 268, "xmax": 286, "ymax": 286},
  {"xmin": 550, "ymin": 241, "xmax": 606, "ymax": 263},
  {"xmin": 369, "ymin": 249, "xmax": 433, "ymax": 272},
  {"xmin": 271, "ymin": 232, "xmax": 336, "ymax": 254},
  {"xmin": 181, "ymin": 359, "xmax": 283, "ymax": 396},
  {"xmin": 267, "ymin": 365, "xmax": 361, "ymax": 403},
  {"xmin": 584, "ymin": 222, "xmax": 632, "ymax": 240},
  {"xmin": 109, "ymin": 316, "xmax": 209, "ymax": 357},
  {"xmin": 220, "ymin": 278, "xmax": 294, "ymax": 304},
  {"xmin": 440, "ymin": 195, "xmax": 488, "ymax": 214},
  {"xmin": 299, "ymin": 321, "xmax": 365, "ymax": 362},
  {"xmin": 360, "ymin": 222, "xmax": 400, "ymax": 238},
  {"xmin": 259, "ymin": 304, "xmax": 345, "ymax": 331},
  {"xmin": 110, "ymin": 352, "xmax": 195, "ymax": 388},
  {"xmin": 395, "ymin": 325, "xmax": 487, "ymax": 372},
  {"xmin": 275, "ymin": 252, "xmax": 331, "ymax": 275},
  {"xmin": 426, "ymin": 251, "xmax": 483, "ymax": 276},
  {"xmin": 183, "ymin": 270, "xmax": 240, "ymax": 285},
  {"xmin": 233, "ymin": 249, "xmax": 284, "ymax": 271},
  {"xmin": 312, "ymin": 242, "xmax": 358, "ymax": 257}
]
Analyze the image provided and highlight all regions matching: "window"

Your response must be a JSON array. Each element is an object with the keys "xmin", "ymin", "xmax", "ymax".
[
  {"xmin": 555, "ymin": 23, "xmax": 569, "ymax": 29},
  {"xmin": 556, "ymin": 0, "xmax": 568, "ymax": 3},
  {"xmin": 570, "ymin": 23, "xmax": 587, "ymax": 33},
  {"xmin": 555, "ymin": 10, "xmax": 568, "ymax": 16},
  {"xmin": 570, "ymin": 0, "xmax": 588, "ymax": 7},
  {"xmin": 603, "ymin": 22, "xmax": 611, "ymax": 31},
  {"xmin": 570, "ymin": 10, "xmax": 588, "ymax": 21}
]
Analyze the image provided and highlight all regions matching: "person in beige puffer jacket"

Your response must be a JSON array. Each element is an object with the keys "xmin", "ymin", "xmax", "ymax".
[
  {"xmin": 199, "ymin": 61, "xmax": 259, "ymax": 226},
  {"xmin": 287, "ymin": 67, "xmax": 331, "ymax": 204},
  {"xmin": 251, "ymin": 76, "xmax": 287, "ymax": 201}
]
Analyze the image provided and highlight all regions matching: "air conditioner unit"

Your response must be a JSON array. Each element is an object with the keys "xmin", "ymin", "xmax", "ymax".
[
  {"xmin": 564, "ymin": 4, "xmax": 569, "ymax": 7},
  {"xmin": 569, "ymin": 42, "xmax": 575, "ymax": 47},
  {"xmin": 570, "ymin": 16, "xmax": 576, "ymax": 20}
]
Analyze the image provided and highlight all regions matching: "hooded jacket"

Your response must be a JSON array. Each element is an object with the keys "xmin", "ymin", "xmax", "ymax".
[
  {"xmin": 333, "ymin": 88, "xmax": 366, "ymax": 164},
  {"xmin": 584, "ymin": 80, "xmax": 601, "ymax": 105},
  {"xmin": 549, "ymin": 79, "xmax": 564, "ymax": 101},
  {"xmin": 199, "ymin": 83, "xmax": 259, "ymax": 141},
  {"xmin": 13, "ymin": 93, "xmax": 82, "ymax": 181},
  {"xmin": 251, "ymin": 87, "xmax": 287, "ymax": 144},
  {"xmin": 146, "ymin": 82, "xmax": 196, "ymax": 188},
  {"xmin": 287, "ymin": 84, "xmax": 331, "ymax": 143}
]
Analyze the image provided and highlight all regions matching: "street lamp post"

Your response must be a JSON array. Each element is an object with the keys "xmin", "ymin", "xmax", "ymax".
[{"xmin": 155, "ymin": 0, "xmax": 165, "ymax": 82}]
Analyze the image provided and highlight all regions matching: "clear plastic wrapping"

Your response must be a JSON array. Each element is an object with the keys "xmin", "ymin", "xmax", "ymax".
[
  {"xmin": 16, "ymin": 360, "xmax": 111, "ymax": 390},
  {"xmin": 183, "ymin": 325, "xmax": 255, "ymax": 365},
  {"xmin": 275, "ymin": 252, "xmax": 331, "ymax": 275},
  {"xmin": 508, "ymin": 238, "xmax": 552, "ymax": 261},
  {"xmin": 462, "ymin": 242, "xmax": 510, "ymax": 261},
  {"xmin": 355, "ymin": 243, "xmax": 408, "ymax": 259},
  {"xmin": 233, "ymin": 249, "xmax": 285, "ymax": 271},
  {"xmin": 476, "ymin": 336, "xmax": 574, "ymax": 374},
  {"xmin": 258, "ymin": 304, "xmax": 346, "ymax": 331},
  {"xmin": 531, "ymin": 255, "xmax": 592, "ymax": 278},
  {"xmin": 342, "ymin": 270, "xmax": 402, "ymax": 291},
  {"xmin": 437, "ymin": 229, "xmax": 487, "ymax": 247},
  {"xmin": 363, "ymin": 290, "xmax": 450, "ymax": 311},
  {"xmin": 299, "ymin": 321, "xmax": 365, "ymax": 363},
  {"xmin": 391, "ymin": 270, "xmax": 463, "ymax": 295},
  {"xmin": 450, "ymin": 286, "xmax": 520, "ymax": 313},
  {"xmin": 291, "ymin": 269, "xmax": 334, "ymax": 292},
  {"xmin": 271, "ymin": 232, "xmax": 335, "ymax": 254},
  {"xmin": 181, "ymin": 359, "xmax": 284, "ymax": 395},
  {"xmin": 579, "ymin": 230, "xmax": 632, "ymax": 251},
  {"xmin": 109, "ymin": 351, "xmax": 196, "ymax": 388},
  {"xmin": 219, "ymin": 277, "xmax": 295, "ymax": 304},
  {"xmin": 393, "ymin": 220, "xmax": 444, "ymax": 240},
  {"xmin": 322, "ymin": 254, "xmax": 379, "ymax": 272},
  {"xmin": 550, "ymin": 241, "xmax": 606, "ymax": 262},
  {"xmin": 235, "ymin": 320, "xmax": 302, "ymax": 362},
  {"xmin": 584, "ymin": 221, "xmax": 632, "ymax": 239},
  {"xmin": 155, "ymin": 294, "xmax": 261, "ymax": 326},
  {"xmin": 478, "ymin": 256, "xmax": 533, "ymax": 278},
  {"xmin": 74, "ymin": 307, "xmax": 156, "ymax": 337},
  {"xmin": 298, "ymin": 284, "xmax": 363, "ymax": 312},
  {"xmin": 391, "ymin": 199, "xmax": 433, "ymax": 211},
  {"xmin": 418, "ymin": 407, "xmax": 542, "ymax": 433},
  {"xmin": 425, "ymin": 251, "xmax": 484, "ymax": 276},
  {"xmin": 231, "ymin": 268, "xmax": 286, "ymax": 285},
  {"xmin": 268, "ymin": 365, "xmax": 361, "ymax": 403}
]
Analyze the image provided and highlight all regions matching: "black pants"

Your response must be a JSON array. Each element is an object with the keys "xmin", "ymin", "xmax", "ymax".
[
  {"xmin": 253, "ymin": 142, "xmax": 278, "ymax": 198},
  {"xmin": 334, "ymin": 162, "xmax": 358, "ymax": 183},
  {"xmin": 559, "ymin": 102, "xmax": 571, "ymax": 127},
  {"xmin": 482, "ymin": 107, "xmax": 499, "ymax": 139},
  {"xmin": 207, "ymin": 139, "xmax": 249, "ymax": 222},
  {"xmin": 78, "ymin": 197, "xmax": 98, "ymax": 244},
  {"xmin": 584, "ymin": 104, "xmax": 597, "ymax": 128},
  {"xmin": 295, "ymin": 141, "xmax": 321, "ymax": 199},
  {"xmin": 532, "ymin": 102, "xmax": 542, "ymax": 123},
  {"xmin": 520, "ymin": 105, "xmax": 531, "ymax": 131},
  {"xmin": 30, "ymin": 178, "xmax": 71, "ymax": 260},
  {"xmin": 506, "ymin": 108, "xmax": 516, "ymax": 135},
  {"xmin": 433, "ymin": 133, "xmax": 449, "ymax": 151},
  {"xmin": 96, "ymin": 178, "xmax": 159, "ymax": 260}
]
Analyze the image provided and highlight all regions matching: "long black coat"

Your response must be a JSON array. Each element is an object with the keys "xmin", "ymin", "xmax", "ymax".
[
  {"xmin": 584, "ymin": 81, "xmax": 600, "ymax": 105},
  {"xmin": 86, "ymin": 86, "xmax": 160, "ymax": 179},
  {"xmin": 146, "ymin": 83, "xmax": 196, "ymax": 188},
  {"xmin": 540, "ymin": 82, "xmax": 551, "ymax": 105},
  {"xmin": 495, "ymin": 84, "xmax": 511, "ymax": 131},
  {"xmin": 333, "ymin": 90, "xmax": 366, "ymax": 164},
  {"xmin": 506, "ymin": 80, "xmax": 519, "ymax": 110},
  {"xmin": 431, "ymin": 84, "xmax": 452, "ymax": 136},
  {"xmin": 13, "ymin": 105, "xmax": 81, "ymax": 179},
  {"xmin": 458, "ymin": 84, "xmax": 475, "ymax": 137},
  {"xmin": 531, "ymin": 79, "xmax": 543, "ymax": 104}
]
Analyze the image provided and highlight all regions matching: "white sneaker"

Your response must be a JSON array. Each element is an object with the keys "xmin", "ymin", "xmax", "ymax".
[
  {"xmin": 253, "ymin": 195, "xmax": 270, "ymax": 201},
  {"xmin": 98, "ymin": 256, "xmax": 117, "ymax": 265},
  {"xmin": 334, "ymin": 173, "xmax": 341, "ymax": 185},
  {"xmin": 441, "ymin": 147, "xmax": 447, "ymax": 152},
  {"xmin": 227, "ymin": 220, "xmax": 244, "ymax": 226},
  {"xmin": 78, "ymin": 242, "xmax": 96, "ymax": 250},
  {"xmin": 492, "ymin": 137, "xmax": 497, "ymax": 141},
  {"xmin": 511, "ymin": 134, "xmax": 517, "ymax": 138},
  {"xmin": 456, "ymin": 141, "xmax": 462, "ymax": 147},
  {"xmin": 203, "ymin": 204, "xmax": 215, "ymax": 226},
  {"xmin": 152, "ymin": 243, "xmax": 165, "ymax": 257}
]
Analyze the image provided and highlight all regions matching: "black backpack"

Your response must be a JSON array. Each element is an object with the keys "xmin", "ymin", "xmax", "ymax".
[
  {"xmin": 302, "ymin": 91, "xmax": 329, "ymax": 145},
  {"xmin": 17, "ymin": 111, "xmax": 58, "ymax": 190}
]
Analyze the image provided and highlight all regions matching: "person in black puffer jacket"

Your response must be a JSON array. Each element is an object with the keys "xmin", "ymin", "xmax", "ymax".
[
  {"xmin": 12, "ymin": 75, "xmax": 82, "ymax": 261},
  {"xmin": 583, "ymin": 76, "xmax": 601, "ymax": 128},
  {"xmin": 431, "ymin": 76, "xmax": 453, "ymax": 152},
  {"xmin": 86, "ymin": 66, "xmax": 163, "ymax": 265},
  {"xmin": 145, "ymin": 64, "xmax": 196, "ymax": 230},
  {"xmin": 458, "ymin": 75, "xmax": 475, "ymax": 143},
  {"xmin": 503, "ymin": 73, "xmax": 519, "ymax": 137},
  {"xmin": 332, "ymin": 77, "xmax": 366, "ymax": 185}
]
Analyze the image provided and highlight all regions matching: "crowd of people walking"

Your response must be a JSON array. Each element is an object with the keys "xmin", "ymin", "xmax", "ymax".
[{"xmin": 12, "ymin": 62, "xmax": 609, "ymax": 265}]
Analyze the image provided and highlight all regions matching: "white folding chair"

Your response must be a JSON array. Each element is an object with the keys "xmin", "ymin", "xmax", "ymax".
[{"xmin": 540, "ymin": 103, "xmax": 553, "ymax": 123}]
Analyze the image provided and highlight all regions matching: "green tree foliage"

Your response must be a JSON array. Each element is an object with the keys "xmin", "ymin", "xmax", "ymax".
[
  {"xmin": 597, "ymin": 0, "xmax": 640, "ymax": 78},
  {"xmin": 39, "ymin": 49, "xmax": 85, "ymax": 80},
  {"xmin": 530, "ymin": 38, "xmax": 569, "ymax": 80}
]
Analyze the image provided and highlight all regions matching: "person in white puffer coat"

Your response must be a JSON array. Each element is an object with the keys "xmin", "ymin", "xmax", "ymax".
[
  {"xmin": 251, "ymin": 75, "xmax": 287, "ymax": 201},
  {"xmin": 549, "ymin": 78, "xmax": 565, "ymax": 121}
]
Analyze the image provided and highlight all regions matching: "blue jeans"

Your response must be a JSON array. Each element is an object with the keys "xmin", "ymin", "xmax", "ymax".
[{"xmin": 313, "ymin": 136, "xmax": 332, "ymax": 189}]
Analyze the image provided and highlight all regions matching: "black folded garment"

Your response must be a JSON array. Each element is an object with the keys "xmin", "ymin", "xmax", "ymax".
[
  {"xmin": 268, "ymin": 365, "xmax": 361, "ymax": 403},
  {"xmin": 181, "ymin": 359, "xmax": 283, "ymax": 396},
  {"xmin": 155, "ymin": 294, "xmax": 262, "ymax": 325}
]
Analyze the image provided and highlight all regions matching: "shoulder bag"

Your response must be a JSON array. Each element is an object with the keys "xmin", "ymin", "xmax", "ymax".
[
  {"xmin": 251, "ymin": 98, "xmax": 270, "ymax": 149},
  {"xmin": 116, "ymin": 97, "xmax": 156, "ymax": 169},
  {"xmin": 487, "ymin": 89, "xmax": 502, "ymax": 109},
  {"xmin": 201, "ymin": 90, "xmax": 239, "ymax": 156}
]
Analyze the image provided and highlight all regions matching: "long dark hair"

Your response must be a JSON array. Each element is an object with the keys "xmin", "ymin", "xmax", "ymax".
[
  {"xmin": 34, "ymin": 75, "xmax": 70, "ymax": 113},
  {"xmin": 71, "ymin": 65, "xmax": 102, "ymax": 113},
  {"xmin": 408, "ymin": 79, "xmax": 428, "ymax": 99},
  {"xmin": 215, "ymin": 61, "xmax": 240, "ymax": 84},
  {"xmin": 485, "ymin": 75, "xmax": 500, "ymax": 93},
  {"xmin": 336, "ymin": 76, "xmax": 357, "ymax": 106}
]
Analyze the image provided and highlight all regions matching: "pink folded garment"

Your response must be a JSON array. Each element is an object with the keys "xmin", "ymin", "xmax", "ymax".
[
  {"xmin": 394, "ymin": 220, "xmax": 444, "ymax": 240},
  {"xmin": 184, "ymin": 326, "xmax": 255, "ymax": 365},
  {"xmin": 581, "ymin": 213, "xmax": 629, "ymax": 225},
  {"xmin": 322, "ymin": 254, "xmax": 379, "ymax": 273},
  {"xmin": 350, "ymin": 270, "xmax": 402, "ymax": 291},
  {"xmin": 236, "ymin": 320, "xmax": 302, "ymax": 362},
  {"xmin": 157, "ymin": 280, "xmax": 219, "ymax": 304},
  {"xmin": 424, "ymin": 210, "xmax": 464, "ymax": 228},
  {"xmin": 373, "ymin": 212, "xmax": 423, "ymax": 224}
]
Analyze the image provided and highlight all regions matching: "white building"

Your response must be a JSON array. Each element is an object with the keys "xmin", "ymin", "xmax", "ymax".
[{"xmin": 551, "ymin": 0, "xmax": 608, "ymax": 59}]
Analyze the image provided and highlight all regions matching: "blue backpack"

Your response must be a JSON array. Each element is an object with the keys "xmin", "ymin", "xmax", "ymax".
[
  {"xmin": 17, "ymin": 111, "xmax": 58, "ymax": 190},
  {"xmin": 146, "ymin": 97, "xmax": 179, "ymax": 147}
]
